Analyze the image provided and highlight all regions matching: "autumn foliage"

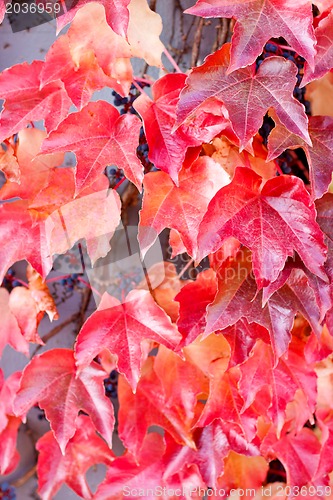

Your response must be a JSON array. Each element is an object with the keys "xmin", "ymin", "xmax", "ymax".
[{"xmin": 1, "ymin": 0, "xmax": 333, "ymax": 498}]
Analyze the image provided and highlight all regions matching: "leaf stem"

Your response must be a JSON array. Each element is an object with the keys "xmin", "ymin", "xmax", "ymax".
[
  {"xmin": 14, "ymin": 278, "xmax": 29, "ymax": 288},
  {"xmin": 12, "ymin": 464, "xmax": 37, "ymax": 488},
  {"xmin": 46, "ymin": 274, "xmax": 101, "ymax": 298},
  {"xmin": 77, "ymin": 276, "xmax": 102, "ymax": 298},
  {"xmin": 275, "ymin": 160, "xmax": 284, "ymax": 175},
  {"xmin": 113, "ymin": 176, "xmax": 127, "ymax": 190},
  {"xmin": 46, "ymin": 274, "xmax": 71, "ymax": 283},
  {"xmin": 131, "ymin": 80, "xmax": 147, "ymax": 95},
  {"xmin": 163, "ymin": 48, "xmax": 183, "ymax": 73},
  {"xmin": 243, "ymin": 150, "xmax": 252, "ymax": 169},
  {"xmin": 31, "ymin": 312, "xmax": 80, "ymax": 357},
  {"xmin": 267, "ymin": 39, "xmax": 295, "ymax": 53},
  {"xmin": 134, "ymin": 76, "xmax": 154, "ymax": 86}
]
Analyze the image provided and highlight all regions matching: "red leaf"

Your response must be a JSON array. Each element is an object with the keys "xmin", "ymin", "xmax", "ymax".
[
  {"xmin": 0, "ymin": 201, "xmax": 53, "ymax": 283},
  {"xmin": 0, "ymin": 128, "xmax": 65, "ymax": 202},
  {"xmin": 206, "ymin": 134, "xmax": 278, "ymax": 181},
  {"xmin": 117, "ymin": 355, "xmax": 201, "ymax": 456},
  {"xmin": 208, "ymin": 238, "xmax": 241, "ymax": 271},
  {"xmin": 134, "ymin": 73, "xmax": 230, "ymax": 183},
  {"xmin": 175, "ymin": 269, "xmax": 218, "ymax": 347},
  {"xmin": 42, "ymin": 4, "xmax": 133, "ymax": 109},
  {"xmin": 195, "ymin": 362, "xmax": 258, "ymax": 443},
  {"xmin": 302, "ymin": 12, "xmax": 333, "ymax": 86},
  {"xmin": 40, "ymin": 38, "xmax": 108, "ymax": 111},
  {"xmin": 94, "ymin": 433, "xmax": 165, "ymax": 499},
  {"xmin": 262, "ymin": 255, "xmax": 331, "ymax": 324},
  {"xmin": 162, "ymin": 421, "xmax": 260, "ymax": 489},
  {"xmin": 239, "ymin": 339, "xmax": 317, "ymax": 432},
  {"xmin": 36, "ymin": 414, "xmax": 115, "ymax": 500},
  {"xmin": 204, "ymin": 248, "xmax": 323, "ymax": 358},
  {"xmin": 2, "ymin": 171, "xmax": 121, "ymax": 284},
  {"xmin": 217, "ymin": 452, "xmax": 268, "ymax": 492},
  {"xmin": 197, "ymin": 167, "xmax": 327, "ymax": 287},
  {"xmin": 0, "ymin": 416, "xmax": 21, "ymax": 475},
  {"xmin": 0, "ymin": 371, "xmax": 23, "ymax": 475},
  {"xmin": 267, "ymin": 116, "xmax": 333, "ymax": 200},
  {"xmin": 0, "ymin": 169, "xmax": 121, "ymax": 280},
  {"xmin": 185, "ymin": 0, "xmax": 316, "ymax": 73},
  {"xmin": 0, "ymin": 288, "xmax": 29, "ymax": 357},
  {"xmin": 0, "ymin": 61, "xmax": 72, "ymax": 142},
  {"xmin": 8, "ymin": 264, "xmax": 58, "ymax": 346},
  {"xmin": 0, "ymin": 1, "xmax": 6, "ymax": 23},
  {"xmin": 154, "ymin": 345, "xmax": 209, "ymax": 424},
  {"xmin": 221, "ymin": 319, "xmax": 270, "ymax": 366},
  {"xmin": 56, "ymin": 0, "xmax": 131, "ymax": 38},
  {"xmin": 161, "ymin": 428, "xmax": 225, "ymax": 490},
  {"xmin": 0, "ymin": 370, "xmax": 22, "ymax": 433},
  {"xmin": 177, "ymin": 44, "xmax": 311, "ymax": 148},
  {"xmin": 316, "ymin": 194, "xmax": 333, "ymax": 335},
  {"xmin": 13, "ymin": 349, "xmax": 114, "ymax": 453},
  {"xmin": 41, "ymin": 101, "xmax": 143, "ymax": 193},
  {"xmin": 305, "ymin": 327, "xmax": 333, "ymax": 364},
  {"xmin": 316, "ymin": 193, "xmax": 333, "ymax": 244},
  {"xmin": 94, "ymin": 432, "xmax": 205, "ymax": 500},
  {"xmin": 317, "ymin": 434, "xmax": 333, "ymax": 489},
  {"xmin": 138, "ymin": 156, "xmax": 230, "ymax": 258},
  {"xmin": 9, "ymin": 288, "xmax": 44, "ymax": 345},
  {"xmin": 75, "ymin": 290, "xmax": 181, "ymax": 391},
  {"xmin": 43, "ymin": 180, "xmax": 122, "ymax": 265},
  {"xmin": 262, "ymin": 428, "xmax": 323, "ymax": 487},
  {"xmin": 183, "ymin": 333, "xmax": 231, "ymax": 378}
]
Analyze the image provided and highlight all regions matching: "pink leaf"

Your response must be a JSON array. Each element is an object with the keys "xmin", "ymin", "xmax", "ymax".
[
  {"xmin": 75, "ymin": 290, "xmax": 181, "ymax": 391},
  {"xmin": 41, "ymin": 101, "xmax": 144, "ymax": 193},
  {"xmin": 177, "ymin": 44, "xmax": 311, "ymax": 148},
  {"xmin": 0, "ymin": 61, "xmax": 72, "ymax": 142},
  {"xmin": 36, "ymin": 415, "xmax": 115, "ymax": 500},
  {"xmin": 197, "ymin": 167, "xmax": 327, "ymax": 287},
  {"xmin": 13, "ymin": 349, "xmax": 114, "ymax": 454},
  {"xmin": 302, "ymin": 12, "xmax": 333, "ymax": 86},
  {"xmin": 185, "ymin": 0, "xmax": 316, "ymax": 73},
  {"xmin": 56, "ymin": 0, "xmax": 131, "ymax": 38}
]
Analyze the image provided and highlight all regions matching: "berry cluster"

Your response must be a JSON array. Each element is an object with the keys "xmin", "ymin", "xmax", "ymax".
[
  {"xmin": 104, "ymin": 370, "xmax": 118, "ymax": 399},
  {"xmin": 34, "ymin": 404, "xmax": 46, "ymax": 421},
  {"xmin": 0, "ymin": 482, "xmax": 16, "ymax": 500},
  {"xmin": 112, "ymin": 82, "xmax": 154, "ymax": 172},
  {"xmin": 137, "ymin": 126, "xmax": 154, "ymax": 172},
  {"xmin": 50, "ymin": 273, "xmax": 84, "ymax": 305},
  {"xmin": 112, "ymin": 81, "xmax": 150, "ymax": 115},
  {"xmin": 53, "ymin": 249, "xmax": 83, "ymax": 273},
  {"xmin": 1, "ymin": 268, "xmax": 22, "ymax": 290},
  {"xmin": 105, "ymin": 165, "xmax": 125, "ymax": 188},
  {"xmin": 106, "ymin": 267, "xmax": 143, "ymax": 301},
  {"xmin": 59, "ymin": 274, "xmax": 79, "ymax": 291}
]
